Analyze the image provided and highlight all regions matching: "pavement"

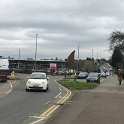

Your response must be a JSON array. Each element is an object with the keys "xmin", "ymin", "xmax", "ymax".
[{"xmin": 44, "ymin": 75, "xmax": 124, "ymax": 124}]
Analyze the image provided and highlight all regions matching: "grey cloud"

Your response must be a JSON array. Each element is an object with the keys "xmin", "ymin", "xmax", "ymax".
[{"xmin": 0, "ymin": 0, "xmax": 123, "ymax": 59}]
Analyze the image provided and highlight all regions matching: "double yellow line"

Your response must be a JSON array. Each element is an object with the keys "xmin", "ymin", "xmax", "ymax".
[
  {"xmin": 30, "ymin": 80, "xmax": 71, "ymax": 124},
  {"xmin": 40, "ymin": 85, "xmax": 71, "ymax": 118}
]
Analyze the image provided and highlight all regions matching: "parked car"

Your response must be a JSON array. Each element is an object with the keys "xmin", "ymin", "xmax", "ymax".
[
  {"xmin": 77, "ymin": 72, "xmax": 88, "ymax": 79},
  {"xmin": 58, "ymin": 70, "xmax": 65, "ymax": 75},
  {"xmin": 86, "ymin": 72, "xmax": 100, "ymax": 83},
  {"xmin": 25, "ymin": 72, "xmax": 49, "ymax": 92}
]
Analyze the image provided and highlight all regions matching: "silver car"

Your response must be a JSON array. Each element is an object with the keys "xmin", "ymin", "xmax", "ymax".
[{"xmin": 86, "ymin": 72, "xmax": 100, "ymax": 83}]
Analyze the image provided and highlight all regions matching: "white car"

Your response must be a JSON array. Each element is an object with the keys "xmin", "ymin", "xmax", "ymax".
[{"xmin": 26, "ymin": 72, "xmax": 49, "ymax": 92}]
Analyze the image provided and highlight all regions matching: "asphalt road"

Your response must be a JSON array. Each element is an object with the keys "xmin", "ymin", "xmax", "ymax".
[{"xmin": 0, "ymin": 74, "xmax": 66, "ymax": 124}]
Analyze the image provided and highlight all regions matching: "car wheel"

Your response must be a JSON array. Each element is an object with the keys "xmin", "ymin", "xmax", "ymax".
[
  {"xmin": 26, "ymin": 88, "xmax": 29, "ymax": 92},
  {"xmin": 97, "ymin": 80, "xmax": 100, "ymax": 84}
]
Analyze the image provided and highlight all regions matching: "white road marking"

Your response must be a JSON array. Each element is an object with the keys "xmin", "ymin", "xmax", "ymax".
[
  {"xmin": 45, "ymin": 101, "xmax": 51, "ymax": 105},
  {"xmin": 5, "ymin": 81, "xmax": 13, "ymax": 95},
  {"xmin": 29, "ymin": 116, "xmax": 45, "ymax": 119},
  {"xmin": 54, "ymin": 87, "xmax": 62, "ymax": 99},
  {"xmin": 59, "ymin": 87, "xmax": 62, "ymax": 91}
]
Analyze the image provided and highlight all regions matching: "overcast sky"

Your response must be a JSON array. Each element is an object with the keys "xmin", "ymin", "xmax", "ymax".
[{"xmin": 0, "ymin": 0, "xmax": 124, "ymax": 60}]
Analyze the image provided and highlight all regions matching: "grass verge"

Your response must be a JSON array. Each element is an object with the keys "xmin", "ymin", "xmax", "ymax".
[{"xmin": 58, "ymin": 79, "xmax": 98, "ymax": 90}]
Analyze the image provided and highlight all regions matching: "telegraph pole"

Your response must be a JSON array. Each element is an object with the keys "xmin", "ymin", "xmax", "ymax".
[
  {"xmin": 97, "ymin": 49, "xmax": 98, "ymax": 59},
  {"xmin": 77, "ymin": 42, "xmax": 80, "ymax": 73},
  {"xmin": 34, "ymin": 33, "xmax": 38, "ymax": 71},
  {"xmin": 18, "ymin": 48, "xmax": 21, "ymax": 69},
  {"xmin": 92, "ymin": 48, "xmax": 94, "ymax": 59},
  {"xmin": 19, "ymin": 48, "xmax": 21, "ymax": 60}
]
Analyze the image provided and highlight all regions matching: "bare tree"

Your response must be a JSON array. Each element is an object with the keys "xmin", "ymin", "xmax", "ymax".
[
  {"xmin": 109, "ymin": 31, "xmax": 124, "ymax": 69},
  {"xmin": 109, "ymin": 31, "xmax": 124, "ymax": 50}
]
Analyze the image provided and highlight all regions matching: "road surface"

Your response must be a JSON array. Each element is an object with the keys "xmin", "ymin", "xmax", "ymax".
[{"xmin": 0, "ymin": 74, "xmax": 67, "ymax": 124}]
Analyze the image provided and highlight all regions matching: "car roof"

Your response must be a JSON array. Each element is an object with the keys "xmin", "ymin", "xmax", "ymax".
[
  {"xmin": 89, "ymin": 72, "xmax": 98, "ymax": 74},
  {"xmin": 79, "ymin": 72, "xmax": 88, "ymax": 74},
  {"xmin": 31, "ymin": 72, "xmax": 46, "ymax": 75},
  {"xmin": 88, "ymin": 72, "xmax": 98, "ymax": 75}
]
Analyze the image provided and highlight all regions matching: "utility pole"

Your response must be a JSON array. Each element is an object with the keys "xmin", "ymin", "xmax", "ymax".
[
  {"xmin": 34, "ymin": 33, "xmax": 38, "ymax": 71},
  {"xmin": 18, "ymin": 48, "xmax": 21, "ymax": 69},
  {"xmin": 78, "ymin": 43, "xmax": 79, "ymax": 60},
  {"xmin": 77, "ymin": 42, "xmax": 80, "ymax": 73},
  {"xmin": 19, "ymin": 48, "xmax": 21, "ymax": 60},
  {"xmin": 97, "ymin": 49, "xmax": 98, "ymax": 59},
  {"xmin": 92, "ymin": 48, "xmax": 94, "ymax": 59}
]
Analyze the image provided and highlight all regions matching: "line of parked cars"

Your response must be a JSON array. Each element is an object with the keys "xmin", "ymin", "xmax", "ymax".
[{"xmin": 77, "ymin": 71, "xmax": 111, "ymax": 83}]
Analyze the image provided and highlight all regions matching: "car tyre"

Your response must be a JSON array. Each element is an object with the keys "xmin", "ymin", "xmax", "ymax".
[
  {"xmin": 97, "ymin": 79, "xmax": 100, "ymax": 84},
  {"xmin": 26, "ymin": 88, "xmax": 29, "ymax": 92}
]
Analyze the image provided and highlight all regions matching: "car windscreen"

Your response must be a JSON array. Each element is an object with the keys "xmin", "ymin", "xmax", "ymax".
[
  {"xmin": 30, "ymin": 74, "xmax": 46, "ymax": 79},
  {"xmin": 79, "ymin": 72, "xmax": 87, "ymax": 76},
  {"xmin": 88, "ymin": 73, "xmax": 98, "ymax": 77}
]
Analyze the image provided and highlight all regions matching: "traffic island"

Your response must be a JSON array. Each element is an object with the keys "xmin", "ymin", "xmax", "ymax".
[{"xmin": 58, "ymin": 79, "xmax": 98, "ymax": 90}]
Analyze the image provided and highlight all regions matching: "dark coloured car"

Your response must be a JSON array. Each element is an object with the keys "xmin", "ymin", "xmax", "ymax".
[
  {"xmin": 77, "ymin": 72, "xmax": 88, "ymax": 79},
  {"xmin": 86, "ymin": 72, "xmax": 100, "ymax": 83}
]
